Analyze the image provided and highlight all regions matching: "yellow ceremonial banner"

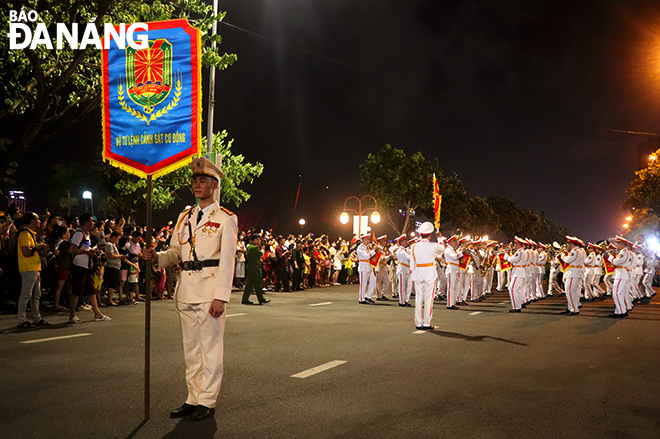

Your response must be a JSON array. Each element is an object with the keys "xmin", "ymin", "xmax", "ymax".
[{"xmin": 433, "ymin": 173, "xmax": 441, "ymax": 230}]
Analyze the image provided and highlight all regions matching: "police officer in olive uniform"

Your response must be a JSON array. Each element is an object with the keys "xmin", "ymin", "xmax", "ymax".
[
  {"xmin": 242, "ymin": 232, "xmax": 270, "ymax": 305},
  {"xmin": 144, "ymin": 157, "xmax": 238, "ymax": 421}
]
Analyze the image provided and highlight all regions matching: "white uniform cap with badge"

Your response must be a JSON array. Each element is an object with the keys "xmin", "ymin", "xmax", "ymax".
[
  {"xmin": 395, "ymin": 234, "xmax": 407, "ymax": 243},
  {"xmin": 191, "ymin": 157, "xmax": 224, "ymax": 180},
  {"xmin": 419, "ymin": 222, "xmax": 434, "ymax": 235}
]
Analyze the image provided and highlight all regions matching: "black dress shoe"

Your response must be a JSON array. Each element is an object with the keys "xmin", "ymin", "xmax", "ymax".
[
  {"xmin": 405, "ymin": 302, "xmax": 412, "ymax": 307},
  {"xmin": 568, "ymin": 311, "xmax": 579, "ymax": 315},
  {"xmin": 365, "ymin": 298, "xmax": 375, "ymax": 303},
  {"xmin": 560, "ymin": 310, "xmax": 571, "ymax": 315},
  {"xmin": 399, "ymin": 304, "xmax": 407, "ymax": 307},
  {"xmin": 416, "ymin": 326, "xmax": 423, "ymax": 330},
  {"xmin": 422, "ymin": 326, "xmax": 435, "ymax": 330},
  {"xmin": 521, "ymin": 304, "xmax": 527, "ymax": 308},
  {"xmin": 447, "ymin": 305, "xmax": 460, "ymax": 310},
  {"xmin": 191, "ymin": 405, "xmax": 215, "ymax": 421},
  {"xmin": 509, "ymin": 309, "xmax": 521, "ymax": 313},
  {"xmin": 241, "ymin": 301, "xmax": 254, "ymax": 305},
  {"xmin": 359, "ymin": 301, "xmax": 367, "ymax": 304},
  {"xmin": 260, "ymin": 299, "xmax": 271, "ymax": 304},
  {"xmin": 170, "ymin": 403, "xmax": 197, "ymax": 418}
]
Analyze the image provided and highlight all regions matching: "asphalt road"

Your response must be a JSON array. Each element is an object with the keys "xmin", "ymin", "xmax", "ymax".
[{"xmin": 1, "ymin": 286, "xmax": 659, "ymax": 439}]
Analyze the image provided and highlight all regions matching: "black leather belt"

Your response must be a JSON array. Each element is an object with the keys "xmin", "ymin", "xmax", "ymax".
[{"xmin": 178, "ymin": 260, "xmax": 220, "ymax": 271}]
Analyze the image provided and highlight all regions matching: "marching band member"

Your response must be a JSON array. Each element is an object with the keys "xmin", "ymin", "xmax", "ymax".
[
  {"xmin": 467, "ymin": 239, "xmax": 483, "ymax": 302},
  {"xmin": 389, "ymin": 240, "xmax": 399, "ymax": 299},
  {"xmin": 535, "ymin": 242, "xmax": 547, "ymax": 299},
  {"xmin": 583, "ymin": 244, "xmax": 596, "ymax": 300},
  {"xmin": 560, "ymin": 236, "xmax": 585, "ymax": 315},
  {"xmin": 592, "ymin": 244, "xmax": 605, "ymax": 297},
  {"xmin": 444, "ymin": 235, "xmax": 463, "ymax": 310},
  {"xmin": 631, "ymin": 244, "xmax": 645, "ymax": 303},
  {"xmin": 610, "ymin": 236, "xmax": 634, "ymax": 317},
  {"xmin": 435, "ymin": 237, "xmax": 448, "ymax": 299},
  {"xmin": 522, "ymin": 239, "xmax": 534, "ymax": 304},
  {"xmin": 495, "ymin": 244, "xmax": 510, "ymax": 292},
  {"xmin": 483, "ymin": 241, "xmax": 496, "ymax": 295},
  {"xmin": 505, "ymin": 237, "xmax": 526, "ymax": 312},
  {"xmin": 547, "ymin": 243, "xmax": 562, "ymax": 296},
  {"xmin": 395, "ymin": 235, "xmax": 412, "ymax": 307},
  {"xmin": 357, "ymin": 234, "xmax": 376, "ymax": 304},
  {"xmin": 375, "ymin": 235, "xmax": 391, "ymax": 301},
  {"xmin": 410, "ymin": 222, "xmax": 444, "ymax": 330},
  {"xmin": 642, "ymin": 247, "xmax": 658, "ymax": 299},
  {"xmin": 457, "ymin": 236, "xmax": 470, "ymax": 306}
]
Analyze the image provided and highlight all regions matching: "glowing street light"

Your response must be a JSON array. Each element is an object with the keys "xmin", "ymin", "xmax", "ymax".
[
  {"xmin": 82, "ymin": 190, "xmax": 93, "ymax": 215},
  {"xmin": 299, "ymin": 218, "xmax": 305, "ymax": 235},
  {"xmin": 623, "ymin": 224, "xmax": 629, "ymax": 228},
  {"xmin": 626, "ymin": 215, "xmax": 633, "ymax": 222},
  {"xmin": 650, "ymin": 154, "xmax": 656, "ymax": 162},
  {"xmin": 339, "ymin": 195, "xmax": 379, "ymax": 236}
]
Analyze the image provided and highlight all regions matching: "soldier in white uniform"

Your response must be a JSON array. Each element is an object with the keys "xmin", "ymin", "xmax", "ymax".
[
  {"xmin": 410, "ymin": 222, "xmax": 444, "ymax": 329},
  {"xmin": 356, "ymin": 233, "xmax": 376, "ymax": 304},
  {"xmin": 583, "ymin": 245, "xmax": 596, "ymax": 300},
  {"xmin": 435, "ymin": 237, "xmax": 448, "ymax": 299},
  {"xmin": 535, "ymin": 242, "xmax": 547, "ymax": 299},
  {"xmin": 375, "ymin": 235, "xmax": 391, "ymax": 301},
  {"xmin": 395, "ymin": 235, "xmax": 412, "ymax": 307},
  {"xmin": 631, "ymin": 244, "xmax": 645, "ymax": 302},
  {"xmin": 642, "ymin": 248, "xmax": 657, "ymax": 299},
  {"xmin": 467, "ymin": 240, "xmax": 483, "ymax": 302},
  {"xmin": 610, "ymin": 236, "xmax": 633, "ymax": 317},
  {"xmin": 547, "ymin": 242, "xmax": 562, "ymax": 296},
  {"xmin": 444, "ymin": 235, "xmax": 462, "ymax": 310},
  {"xmin": 560, "ymin": 236, "xmax": 585, "ymax": 315},
  {"xmin": 505, "ymin": 237, "xmax": 526, "ymax": 312},
  {"xmin": 144, "ymin": 157, "xmax": 238, "ymax": 421},
  {"xmin": 591, "ymin": 244, "xmax": 605, "ymax": 298}
]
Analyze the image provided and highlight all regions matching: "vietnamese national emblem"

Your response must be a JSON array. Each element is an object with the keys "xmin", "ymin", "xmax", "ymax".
[{"xmin": 118, "ymin": 39, "xmax": 181, "ymax": 125}]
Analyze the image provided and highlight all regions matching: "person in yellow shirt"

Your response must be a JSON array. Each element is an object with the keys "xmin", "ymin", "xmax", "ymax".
[{"xmin": 17, "ymin": 212, "xmax": 50, "ymax": 328}]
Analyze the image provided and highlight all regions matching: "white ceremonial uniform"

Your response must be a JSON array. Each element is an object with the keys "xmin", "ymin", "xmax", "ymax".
[
  {"xmin": 632, "ymin": 253, "xmax": 644, "ymax": 299},
  {"xmin": 592, "ymin": 254, "xmax": 605, "ymax": 296},
  {"xmin": 536, "ymin": 251, "xmax": 547, "ymax": 298},
  {"xmin": 357, "ymin": 243, "xmax": 376, "ymax": 302},
  {"xmin": 612, "ymin": 249, "xmax": 631, "ymax": 315},
  {"xmin": 468, "ymin": 250, "xmax": 482, "ymax": 301},
  {"xmin": 522, "ymin": 249, "xmax": 533, "ymax": 303},
  {"xmin": 604, "ymin": 253, "xmax": 615, "ymax": 295},
  {"xmin": 506, "ymin": 250, "xmax": 524, "ymax": 310},
  {"xmin": 483, "ymin": 251, "xmax": 495, "ymax": 295},
  {"xmin": 561, "ymin": 247, "xmax": 585, "ymax": 313},
  {"xmin": 376, "ymin": 249, "xmax": 391, "ymax": 298},
  {"xmin": 583, "ymin": 252, "xmax": 595, "ymax": 299},
  {"xmin": 444, "ymin": 246, "xmax": 463, "ymax": 308},
  {"xmin": 547, "ymin": 255, "xmax": 561, "ymax": 296},
  {"xmin": 435, "ymin": 255, "xmax": 447, "ymax": 298},
  {"xmin": 410, "ymin": 239, "xmax": 444, "ymax": 327},
  {"xmin": 496, "ymin": 254, "xmax": 508, "ymax": 292},
  {"xmin": 642, "ymin": 252, "xmax": 658, "ymax": 298},
  {"xmin": 157, "ymin": 201, "xmax": 238, "ymax": 409},
  {"xmin": 389, "ymin": 244, "xmax": 399, "ymax": 298},
  {"xmin": 396, "ymin": 247, "xmax": 412, "ymax": 305}
]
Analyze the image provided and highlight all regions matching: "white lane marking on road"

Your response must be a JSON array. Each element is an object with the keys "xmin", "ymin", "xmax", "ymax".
[
  {"xmin": 469, "ymin": 311, "xmax": 483, "ymax": 316},
  {"xmin": 309, "ymin": 302, "xmax": 333, "ymax": 307},
  {"xmin": 291, "ymin": 360, "xmax": 347, "ymax": 378},
  {"xmin": 413, "ymin": 330, "xmax": 426, "ymax": 334},
  {"xmin": 21, "ymin": 333, "xmax": 92, "ymax": 344},
  {"xmin": 226, "ymin": 313, "xmax": 248, "ymax": 318}
]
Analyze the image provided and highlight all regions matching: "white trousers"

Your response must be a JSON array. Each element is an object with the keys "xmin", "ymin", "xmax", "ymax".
[
  {"xmin": 564, "ymin": 276, "xmax": 581, "ymax": 312},
  {"xmin": 592, "ymin": 272, "xmax": 605, "ymax": 295},
  {"xmin": 446, "ymin": 271, "xmax": 460, "ymax": 307},
  {"xmin": 603, "ymin": 273, "xmax": 614, "ymax": 294},
  {"xmin": 470, "ymin": 272, "xmax": 482, "ymax": 300},
  {"xmin": 547, "ymin": 268, "xmax": 560, "ymax": 295},
  {"xmin": 435, "ymin": 271, "xmax": 447, "ymax": 297},
  {"xmin": 612, "ymin": 278, "xmax": 629, "ymax": 315},
  {"xmin": 458, "ymin": 271, "xmax": 468, "ymax": 302},
  {"xmin": 483, "ymin": 269, "xmax": 494, "ymax": 294},
  {"xmin": 376, "ymin": 269, "xmax": 390, "ymax": 298},
  {"xmin": 534, "ymin": 273, "xmax": 544, "ymax": 298},
  {"xmin": 414, "ymin": 279, "xmax": 434, "ymax": 327},
  {"xmin": 642, "ymin": 273, "xmax": 655, "ymax": 297},
  {"xmin": 176, "ymin": 301, "xmax": 226, "ymax": 408},
  {"xmin": 398, "ymin": 272, "xmax": 411, "ymax": 304},
  {"xmin": 508, "ymin": 275, "xmax": 523, "ymax": 310},
  {"xmin": 359, "ymin": 270, "xmax": 376, "ymax": 301}
]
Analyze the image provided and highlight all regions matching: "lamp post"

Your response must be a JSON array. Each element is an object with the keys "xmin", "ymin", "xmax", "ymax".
[
  {"xmin": 299, "ymin": 218, "xmax": 305, "ymax": 235},
  {"xmin": 340, "ymin": 195, "xmax": 380, "ymax": 236},
  {"xmin": 82, "ymin": 191, "xmax": 93, "ymax": 216}
]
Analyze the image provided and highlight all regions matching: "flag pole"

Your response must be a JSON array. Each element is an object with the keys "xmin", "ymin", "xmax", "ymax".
[{"xmin": 144, "ymin": 175, "xmax": 153, "ymax": 420}]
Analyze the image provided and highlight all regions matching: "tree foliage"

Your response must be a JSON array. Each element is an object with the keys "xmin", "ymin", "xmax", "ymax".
[
  {"xmin": 360, "ymin": 144, "xmax": 571, "ymax": 241},
  {"xmin": 97, "ymin": 130, "xmax": 263, "ymax": 220},
  {"xmin": 624, "ymin": 148, "xmax": 660, "ymax": 237},
  {"xmin": 0, "ymin": 0, "xmax": 237, "ymax": 175}
]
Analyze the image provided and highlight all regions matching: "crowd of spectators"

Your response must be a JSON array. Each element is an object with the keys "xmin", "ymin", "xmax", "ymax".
[{"xmin": 0, "ymin": 203, "xmax": 371, "ymax": 326}]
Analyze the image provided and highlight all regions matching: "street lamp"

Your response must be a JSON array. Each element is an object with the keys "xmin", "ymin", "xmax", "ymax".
[
  {"xmin": 82, "ymin": 191, "xmax": 93, "ymax": 216},
  {"xmin": 340, "ymin": 195, "xmax": 380, "ymax": 236},
  {"xmin": 299, "ymin": 218, "xmax": 305, "ymax": 235},
  {"xmin": 626, "ymin": 215, "xmax": 632, "ymax": 222}
]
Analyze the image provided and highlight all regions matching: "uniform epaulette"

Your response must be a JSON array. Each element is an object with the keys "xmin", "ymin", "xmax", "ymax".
[{"xmin": 219, "ymin": 206, "xmax": 235, "ymax": 216}]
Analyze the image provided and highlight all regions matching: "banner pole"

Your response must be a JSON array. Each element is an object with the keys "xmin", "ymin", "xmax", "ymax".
[{"xmin": 144, "ymin": 175, "xmax": 153, "ymax": 421}]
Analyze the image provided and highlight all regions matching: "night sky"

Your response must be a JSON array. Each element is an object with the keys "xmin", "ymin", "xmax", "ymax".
[{"xmin": 12, "ymin": 0, "xmax": 660, "ymax": 242}]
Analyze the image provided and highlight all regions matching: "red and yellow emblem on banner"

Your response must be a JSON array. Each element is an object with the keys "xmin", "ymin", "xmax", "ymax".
[
  {"xmin": 603, "ymin": 258, "xmax": 615, "ymax": 275},
  {"xmin": 558, "ymin": 257, "xmax": 569, "ymax": 273},
  {"xmin": 498, "ymin": 254, "xmax": 512, "ymax": 271},
  {"xmin": 459, "ymin": 254, "xmax": 470, "ymax": 271}
]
